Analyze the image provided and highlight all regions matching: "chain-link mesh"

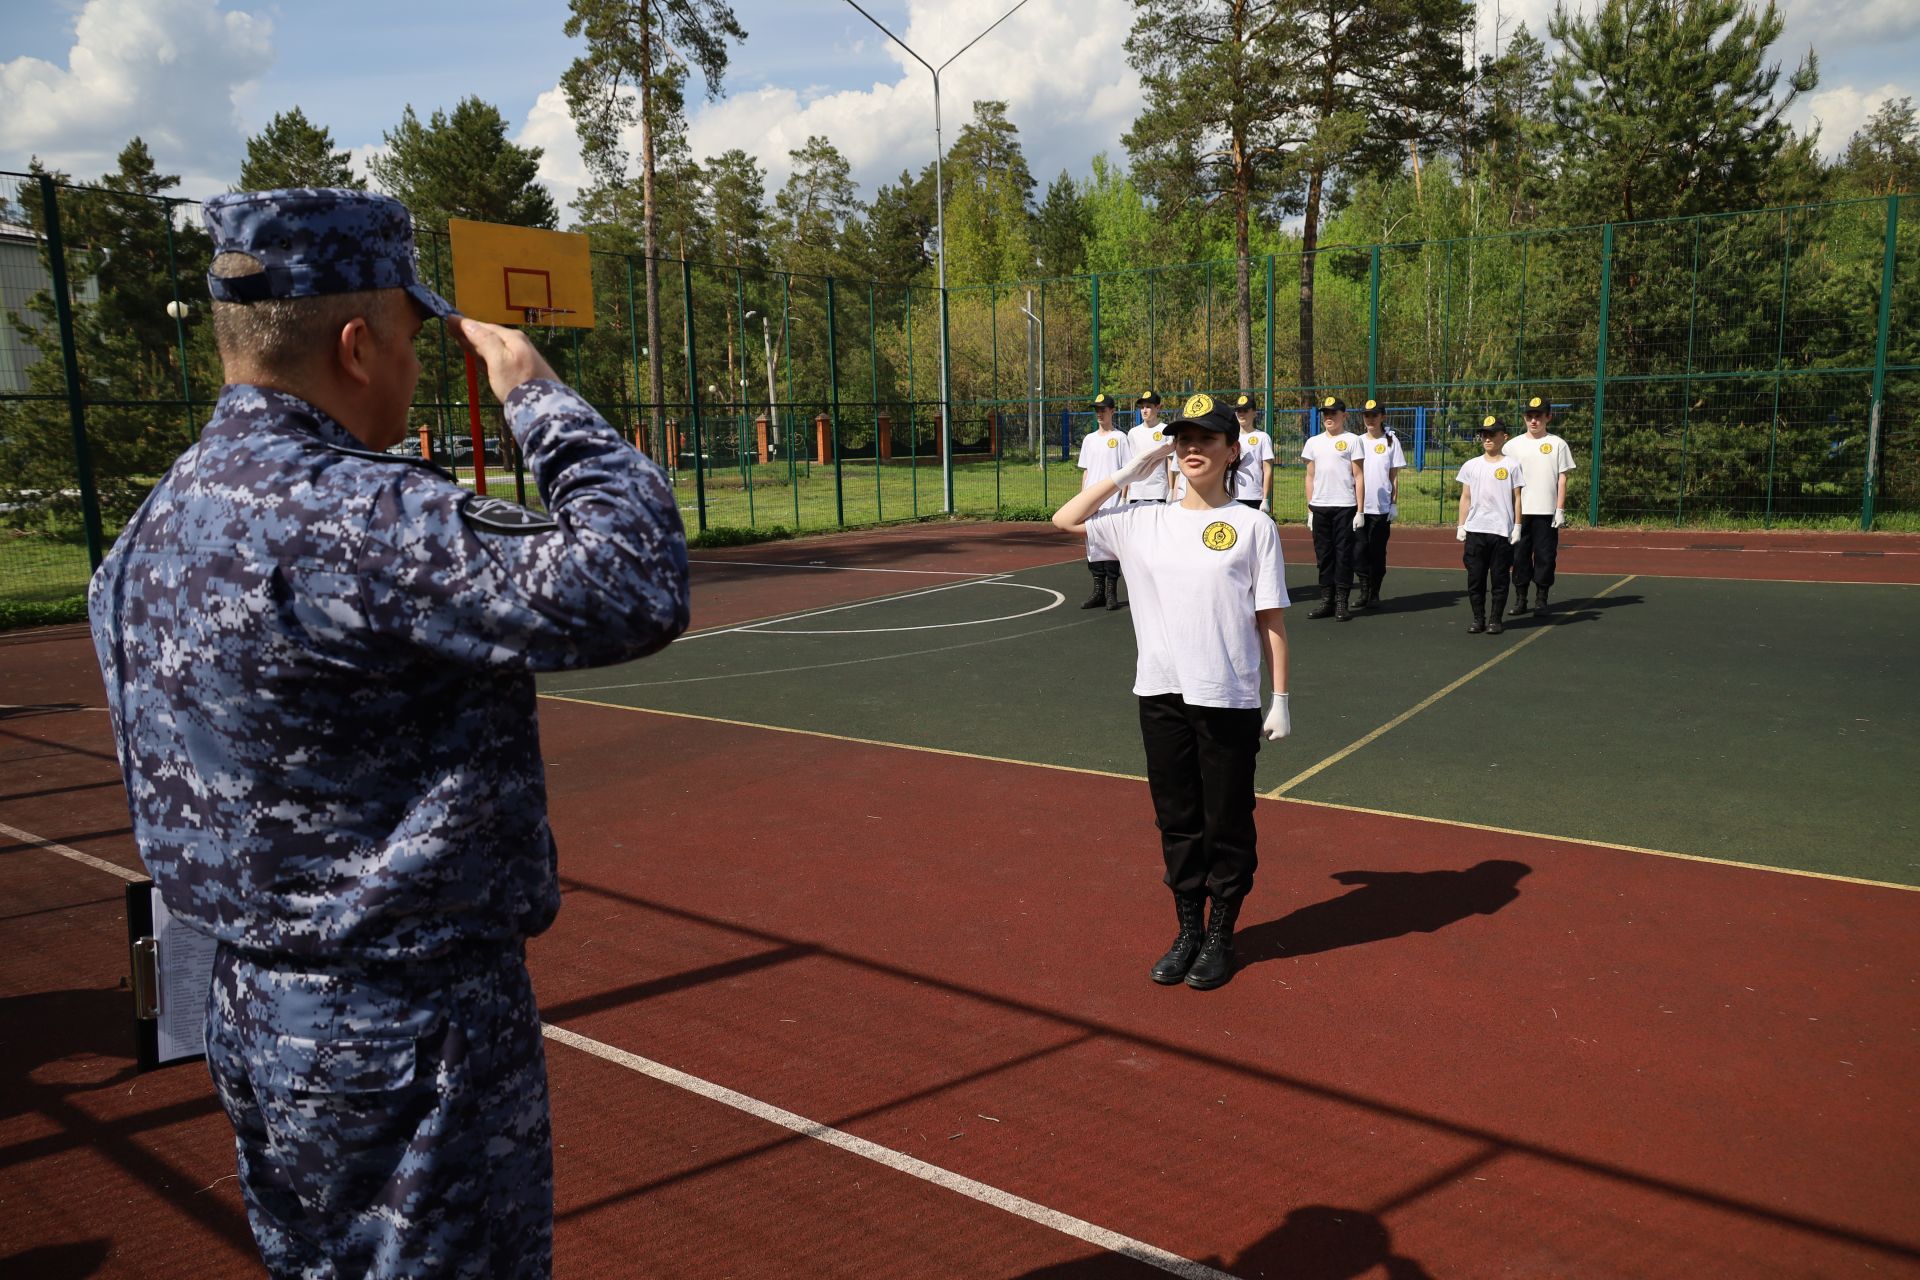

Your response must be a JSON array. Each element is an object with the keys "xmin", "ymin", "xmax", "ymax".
[{"xmin": 3, "ymin": 175, "xmax": 1915, "ymax": 620}]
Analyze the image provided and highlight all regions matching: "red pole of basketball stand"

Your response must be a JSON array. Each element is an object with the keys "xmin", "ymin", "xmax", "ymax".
[{"xmin": 463, "ymin": 348, "xmax": 487, "ymax": 496}]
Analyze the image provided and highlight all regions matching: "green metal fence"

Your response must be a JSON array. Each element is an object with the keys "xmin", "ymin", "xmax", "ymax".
[{"xmin": 2, "ymin": 172, "xmax": 1915, "ymax": 618}]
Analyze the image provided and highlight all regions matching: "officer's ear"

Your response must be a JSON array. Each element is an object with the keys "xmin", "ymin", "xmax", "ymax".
[{"xmin": 332, "ymin": 313, "xmax": 378, "ymax": 390}]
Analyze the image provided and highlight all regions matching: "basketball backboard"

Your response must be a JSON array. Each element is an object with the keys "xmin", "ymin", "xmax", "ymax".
[{"xmin": 447, "ymin": 218, "xmax": 595, "ymax": 328}]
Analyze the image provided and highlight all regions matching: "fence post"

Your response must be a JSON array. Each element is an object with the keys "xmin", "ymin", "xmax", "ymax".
[
  {"xmin": 827, "ymin": 276, "xmax": 845, "ymax": 526},
  {"xmin": 1090, "ymin": 272, "xmax": 1101, "ymax": 394},
  {"xmin": 38, "ymin": 175, "xmax": 104, "ymax": 569},
  {"xmin": 938, "ymin": 281, "xmax": 953, "ymax": 512},
  {"xmin": 1263, "ymin": 255, "xmax": 1275, "ymax": 436},
  {"xmin": 1366, "ymin": 244, "xmax": 1381, "ymax": 401},
  {"xmin": 870, "ymin": 280, "xmax": 882, "ymax": 520},
  {"xmin": 1864, "ymin": 195, "xmax": 1898, "ymax": 531},
  {"xmin": 1765, "ymin": 212, "xmax": 1794, "ymax": 529},
  {"xmin": 1588, "ymin": 222, "xmax": 1614, "ymax": 526},
  {"xmin": 679, "ymin": 256, "xmax": 707, "ymax": 532}
]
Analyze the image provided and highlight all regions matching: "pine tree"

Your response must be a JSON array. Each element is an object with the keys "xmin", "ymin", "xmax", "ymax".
[
  {"xmin": 367, "ymin": 98, "xmax": 557, "ymax": 230},
  {"xmin": 773, "ymin": 136, "xmax": 863, "ymax": 278},
  {"xmin": 945, "ymin": 100, "xmax": 1036, "ymax": 209},
  {"xmin": 1835, "ymin": 98, "xmax": 1920, "ymax": 197},
  {"xmin": 1034, "ymin": 171, "xmax": 1091, "ymax": 277},
  {"xmin": 702, "ymin": 148, "xmax": 768, "ymax": 269},
  {"xmin": 238, "ymin": 108, "xmax": 364, "ymax": 191}
]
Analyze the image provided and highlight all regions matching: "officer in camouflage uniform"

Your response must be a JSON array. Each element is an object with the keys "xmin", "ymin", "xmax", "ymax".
[{"xmin": 88, "ymin": 188, "xmax": 692, "ymax": 1278}]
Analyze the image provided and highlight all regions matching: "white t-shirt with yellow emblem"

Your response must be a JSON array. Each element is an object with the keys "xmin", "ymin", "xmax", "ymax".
[
  {"xmin": 1356, "ymin": 430, "xmax": 1407, "ymax": 515},
  {"xmin": 1084, "ymin": 501, "xmax": 1289, "ymax": 708},
  {"xmin": 1456, "ymin": 455, "xmax": 1524, "ymax": 536},
  {"xmin": 1124, "ymin": 422, "xmax": 1172, "ymax": 499},
  {"xmin": 1232, "ymin": 430, "xmax": 1275, "ymax": 500},
  {"xmin": 1501, "ymin": 431, "xmax": 1576, "ymax": 515},
  {"xmin": 1300, "ymin": 431, "xmax": 1360, "ymax": 506},
  {"xmin": 1076, "ymin": 427, "xmax": 1132, "ymax": 514}
]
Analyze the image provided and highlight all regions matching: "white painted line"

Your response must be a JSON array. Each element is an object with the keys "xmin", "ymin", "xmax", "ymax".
[
  {"xmin": 690, "ymin": 559, "xmax": 992, "ymax": 577},
  {"xmin": 0, "ymin": 819, "xmax": 143, "ymax": 882},
  {"xmin": 541, "ymin": 1023, "xmax": 1234, "ymax": 1280},
  {"xmin": 752, "ymin": 582, "xmax": 1065, "ymax": 635},
  {"xmin": 672, "ymin": 575, "xmax": 1013, "ymax": 643}
]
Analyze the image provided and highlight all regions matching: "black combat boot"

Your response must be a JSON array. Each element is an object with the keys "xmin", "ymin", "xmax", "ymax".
[
  {"xmin": 1467, "ymin": 611, "xmax": 1486, "ymax": 634},
  {"xmin": 1335, "ymin": 589, "xmax": 1353, "ymax": 621},
  {"xmin": 1104, "ymin": 569, "xmax": 1121, "ymax": 611},
  {"xmin": 1488, "ymin": 590, "xmax": 1507, "ymax": 633},
  {"xmin": 1185, "ymin": 896, "xmax": 1243, "ymax": 990},
  {"xmin": 1081, "ymin": 567, "xmax": 1105, "ymax": 609},
  {"xmin": 1351, "ymin": 576, "xmax": 1370, "ymax": 610},
  {"xmin": 1511, "ymin": 588, "xmax": 1530, "ymax": 615},
  {"xmin": 1150, "ymin": 894, "xmax": 1208, "ymax": 985},
  {"xmin": 1307, "ymin": 588, "xmax": 1336, "ymax": 619},
  {"xmin": 1536, "ymin": 587, "xmax": 1550, "ymax": 614}
]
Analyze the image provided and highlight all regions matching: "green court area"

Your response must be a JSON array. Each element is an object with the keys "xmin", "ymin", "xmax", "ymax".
[{"xmin": 541, "ymin": 558, "xmax": 1920, "ymax": 887}]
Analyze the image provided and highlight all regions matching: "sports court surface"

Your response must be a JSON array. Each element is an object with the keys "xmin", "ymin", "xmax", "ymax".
[{"xmin": 3, "ymin": 520, "xmax": 1917, "ymax": 1278}]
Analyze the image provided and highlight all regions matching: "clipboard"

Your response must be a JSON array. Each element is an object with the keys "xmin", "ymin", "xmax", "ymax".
[{"xmin": 126, "ymin": 879, "xmax": 220, "ymax": 1071}]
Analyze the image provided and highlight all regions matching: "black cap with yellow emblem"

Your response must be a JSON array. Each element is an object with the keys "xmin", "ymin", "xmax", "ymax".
[
  {"xmin": 1135, "ymin": 389, "xmax": 1162, "ymax": 406},
  {"xmin": 1320, "ymin": 395, "xmax": 1346, "ymax": 415},
  {"xmin": 1233, "ymin": 392, "xmax": 1258, "ymax": 412},
  {"xmin": 1477, "ymin": 414, "xmax": 1508, "ymax": 435},
  {"xmin": 1091, "ymin": 392, "xmax": 1115, "ymax": 410},
  {"xmin": 1361, "ymin": 397, "xmax": 1385, "ymax": 417},
  {"xmin": 1522, "ymin": 393, "xmax": 1553, "ymax": 416},
  {"xmin": 1167, "ymin": 392, "xmax": 1239, "ymax": 437}
]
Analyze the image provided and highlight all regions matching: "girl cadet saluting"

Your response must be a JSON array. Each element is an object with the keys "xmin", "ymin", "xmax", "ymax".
[{"xmin": 1052, "ymin": 393, "xmax": 1292, "ymax": 991}]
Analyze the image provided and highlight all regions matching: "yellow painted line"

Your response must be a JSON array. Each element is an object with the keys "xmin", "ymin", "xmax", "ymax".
[
  {"xmin": 1267, "ymin": 574, "xmax": 1640, "ymax": 797},
  {"xmin": 539, "ymin": 692, "xmax": 1920, "ymax": 895},
  {"xmin": 1272, "ymin": 795, "xmax": 1920, "ymax": 894}
]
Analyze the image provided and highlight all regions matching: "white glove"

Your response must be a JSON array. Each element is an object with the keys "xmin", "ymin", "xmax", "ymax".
[
  {"xmin": 1351, "ymin": 510, "xmax": 1365, "ymax": 532},
  {"xmin": 1263, "ymin": 692, "xmax": 1291, "ymax": 741},
  {"xmin": 1388, "ymin": 501, "xmax": 1398, "ymax": 520},
  {"xmin": 1552, "ymin": 508, "xmax": 1566, "ymax": 528},
  {"xmin": 1258, "ymin": 498, "xmax": 1270, "ymax": 514},
  {"xmin": 1111, "ymin": 440, "xmax": 1175, "ymax": 491},
  {"xmin": 1509, "ymin": 525, "xmax": 1522, "ymax": 545},
  {"xmin": 1305, "ymin": 510, "xmax": 1315, "ymax": 531},
  {"xmin": 1456, "ymin": 525, "xmax": 1467, "ymax": 542}
]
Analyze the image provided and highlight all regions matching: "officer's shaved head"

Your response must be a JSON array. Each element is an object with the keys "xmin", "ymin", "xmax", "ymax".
[{"xmin": 209, "ymin": 252, "xmax": 405, "ymax": 373}]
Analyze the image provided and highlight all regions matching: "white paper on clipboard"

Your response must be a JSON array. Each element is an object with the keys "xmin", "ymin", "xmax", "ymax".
[{"xmin": 150, "ymin": 887, "xmax": 219, "ymax": 1062}]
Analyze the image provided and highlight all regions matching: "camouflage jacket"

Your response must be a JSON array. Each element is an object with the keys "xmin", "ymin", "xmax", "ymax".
[{"xmin": 90, "ymin": 380, "xmax": 689, "ymax": 962}]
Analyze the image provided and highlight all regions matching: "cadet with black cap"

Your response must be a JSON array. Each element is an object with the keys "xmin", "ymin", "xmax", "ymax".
[
  {"xmin": 1298, "ymin": 395, "xmax": 1366, "ymax": 620},
  {"xmin": 1231, "ymin": 393, "xmax": 1275, "ymax": 511},
  {"xmin": 88, "ymin": 188, "xmax": 691, "ymax": 1278},
  {"xmin": 1077, "ymin": 392, "xmax": 1133, "ymax": 609},
  {"xmin": 1052, "ymin": 393, "xmax": 1292, "ymax": 991},
  {"xmin": 1455, "ymin": 414, "xmax": 1525, "ymax": 633},
  {"xmin": 1351, "ymin": 398, "xmax": 1406, "ymax": 609},
  {"xmin": 1502, "ymin": 393, "xmax": 1577, "ymax": 615},
  {"xmin": 1123, "ymin": 388, "xmax": 1176, "ymax": 505}
]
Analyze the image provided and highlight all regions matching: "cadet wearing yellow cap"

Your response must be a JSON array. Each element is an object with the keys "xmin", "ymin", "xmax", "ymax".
[
  {"xmin": 1298, "ymin": 396, "xmax": 1365, "ymax": 620},
  {"xmin": 1501, "ymin": 394, "xmax": 1576, "ymax": 615},
  {"xmin": 1231, "ymin": 394, "xmax": 1274, "ymax": 512},
  {"xmin": 1456, "ymin": 415, "xmax": 1525, "ymax": 633},
  {"xmin": 1351, "ymin": 398, "xmax": 1406, "ymax": 610}
]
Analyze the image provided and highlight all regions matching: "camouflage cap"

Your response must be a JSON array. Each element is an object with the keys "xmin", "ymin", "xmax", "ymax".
[{"xmin": 203, "ymin": 188, "xmax": 455, "ymax": 319}]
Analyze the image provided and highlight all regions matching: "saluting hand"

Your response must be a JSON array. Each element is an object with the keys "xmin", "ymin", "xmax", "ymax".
[
  {"xmin": 449, "ymin": 315, "xmax": 559, "ymax": 402},
  {"xmin": 1110, "ymin": 439, "xmax": 1175, "ymax": 490}
]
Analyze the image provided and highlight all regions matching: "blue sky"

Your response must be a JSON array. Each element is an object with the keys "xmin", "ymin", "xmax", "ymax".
[{"xmin": 3, "ymin": 0, "xmax": 1916, "ymax": 211}]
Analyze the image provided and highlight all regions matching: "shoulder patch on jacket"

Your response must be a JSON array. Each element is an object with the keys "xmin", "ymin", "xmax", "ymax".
[{"xmin": 461, "ymin": 495, "xmax": 558, "ymax": 535}]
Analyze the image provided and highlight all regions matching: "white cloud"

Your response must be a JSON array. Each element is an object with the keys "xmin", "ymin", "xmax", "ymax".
[
  {"xmin": 518, "ymin": 0, "xmax": 1135, "ymax": 218},
  {"xmin": 1795, "ymin": 82, "xmax": 1907, "ymax": 155},
  {"xmin": 0, "ymin": 0, "xmax": 273, "ymax": 198}
]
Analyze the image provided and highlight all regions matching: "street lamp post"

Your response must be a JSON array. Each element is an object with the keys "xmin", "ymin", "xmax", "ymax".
[
  {"xmin": 1018, "ymin": 288, "xmax": 1044, "ymax": 461},
  {"xmin": 842, "ymin": 0, "xmax": 1033, "ymax": 514},
  {"xmin": 744, "ymin": 309, "xmax": 779, "ymax": 452}
]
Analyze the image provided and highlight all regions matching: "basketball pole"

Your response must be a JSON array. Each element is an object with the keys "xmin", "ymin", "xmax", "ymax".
[{"xmin": 464, "ymin": 350, "xmax": 487, "ymax": 497}]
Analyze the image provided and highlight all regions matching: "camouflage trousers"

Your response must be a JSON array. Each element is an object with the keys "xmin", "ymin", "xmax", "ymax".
[{"xmin": 205, "ymin": 943, "xmax": 552, "ymax": 1279}]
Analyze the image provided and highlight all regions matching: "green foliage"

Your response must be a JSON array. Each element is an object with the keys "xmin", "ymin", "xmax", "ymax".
[
  {"xmin": 238, "ymin": 108, "xmax": 364, "ymax": 191},
  {"xmin": 0, "ymin": 595, "xmax": 88, "ymax": 630},
  {"xmin": 368, "ymin": 99, "xmax": 557, "ymax": 230},
  {"xmin": 1834, "ymin": 98, "xmax": 1920, "ymax": 197}
]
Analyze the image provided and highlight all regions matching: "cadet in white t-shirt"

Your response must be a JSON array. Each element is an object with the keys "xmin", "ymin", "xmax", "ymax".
[
  {"xmin": 1076, "ymin": 393, "xmax": 1132, "ymax": 610},
  {"xmin": 1123, "ymin": 390, "xmax": 1175, "ymax": 505},
  {"xmin": 1231, "ymin": 393, "xmax": 1275, "ymax": 511},
  {"xmin": 1052, "ymin": 392, "xmax": 1291, "ymax": 992},
  {"xmin": 1351, "ymin": 398, "xmax": 1406, "ymax": 610},
  {"xmin": 1298, "ymin": 395, "xmax": 1365, "ymax": 620},
  {"xmin": 1455, "ymin": 415, "xmax": 1525, "ymax": 634},
  {"xmin": 1502, "ymin": 393, "xmax": 1577, "ymax": 616}
]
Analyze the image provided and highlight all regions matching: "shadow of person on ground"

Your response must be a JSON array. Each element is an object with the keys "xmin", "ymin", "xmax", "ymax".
[
  {"xmin": 1513, "ymin": 593, "xmax": 1643, "ymax": 628},
  {"xmin": 1370, "ymin": 588, "xmax": 1466, "ymax": 615},
  {"xmin": 1237, "ymin": 860, "xmax": 1531, "ymax": 965},
  {"xmin": 1008, "ymin": 1203, "xmax": 1434, "ymax": 1278},
  {"xmin": 0, "ymin": 1240, "xmax": 112, "ymax": 1279}
]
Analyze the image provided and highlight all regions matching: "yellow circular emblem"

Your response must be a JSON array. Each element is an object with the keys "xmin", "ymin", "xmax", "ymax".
[
  {"xmin": 1106, "ymin": 437, "xmax": 1119, "ymax": 448},
  {"xmin": 1201, "ymin": 521, "xmax": 1238, "ymax": 551},
  {"xmin": 1335, "ymin": 439, "xmax": 1349, "ymax": 451},
  {"xmin": 1249, "ymin": 434, "xmax": 1263, "ymax": 445},
  {"xmin": 1184, "ymin": 393, "xmax": 1213, "ymax": 418},
  {"xmin": 1529, "ymin": 397, "xmax": 1544, "ymax": 409},
  {"xmin": 1483, "ymin": 415, "xmax": 1498, "ymax": 428},
  {"xmin": 1374, "ymin": 442, "xmax": 1387, "ymax": 454},
  {"xmin": 1540, "ymin": 442, "xmax": 1553, "ymax": 454},
  {"xmin": 1495, "ymin": 467, "xmax": 1510, "ymax": 480},
  {"xmin": 1152, "ymin": 431, "xmax": 1163, "ymax": 441}
]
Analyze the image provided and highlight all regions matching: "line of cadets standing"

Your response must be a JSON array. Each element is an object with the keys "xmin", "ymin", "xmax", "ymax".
[{"xmin": 1077, "ymin": 389, "xmax": 1575, "ymax": 633}]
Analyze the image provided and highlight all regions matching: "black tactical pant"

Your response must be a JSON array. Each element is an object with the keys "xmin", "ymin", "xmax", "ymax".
[
  {"xmin": 1355, "ymin": 514, "xmax": 1392, "ymax": 593},
  {"xmin": 1463, "ymin": 531, "xmax": 1514, "ymax": 621},
  {"xmin": 1309, "ymin": 505, "xmax": 1357, "ymax": 591},
  {"xmin": 1513, "ymin": 515, "xmax": 1560, "ymax": 590},
  {"xmin": 1138, "ymin": 694, "xmax": 1261, "ymax": 903}
]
